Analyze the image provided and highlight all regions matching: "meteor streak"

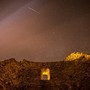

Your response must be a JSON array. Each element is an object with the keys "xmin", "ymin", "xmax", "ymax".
[{"xmin": 28, "ymin": 7, "xmax": 40, "ymax": 14}]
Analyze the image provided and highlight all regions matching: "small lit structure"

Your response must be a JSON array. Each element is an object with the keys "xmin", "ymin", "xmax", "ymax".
[{"xmin": 41, "ymin": 68, "xmax": 50, "ymax": 80}]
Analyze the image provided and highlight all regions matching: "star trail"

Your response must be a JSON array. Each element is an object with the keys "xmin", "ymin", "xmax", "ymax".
[{"xmin": 0, "ymin": 0, "xmax": 90, "ymax": 61}]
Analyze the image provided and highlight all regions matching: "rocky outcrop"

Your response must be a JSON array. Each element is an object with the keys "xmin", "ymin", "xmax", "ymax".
[
  {"xmin": 0, "ymin": 79, "xmax": 8, "ymax": 90},
  {"xmin": 0, "ymin": 58, "xmax": 90, "ymax": 90},
  {"xmin": 65, "ymin": 52, "xmax": 90, "ymax": 61}
]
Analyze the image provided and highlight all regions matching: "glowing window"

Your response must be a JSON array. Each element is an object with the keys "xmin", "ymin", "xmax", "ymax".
[{"xmin": 41, "ymin": 68, "xmax": 50, "ymax": 80}]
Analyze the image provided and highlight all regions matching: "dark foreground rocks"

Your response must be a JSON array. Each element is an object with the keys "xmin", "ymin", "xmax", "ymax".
[{"xmin": 0, "ymin": 58, "xmax": 90, "ymax": 90}]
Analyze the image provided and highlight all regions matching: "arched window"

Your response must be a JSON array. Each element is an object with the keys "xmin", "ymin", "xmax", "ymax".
[{"xmin": 41, "ymin": 68, "xmax": 50, "ymax": 80}]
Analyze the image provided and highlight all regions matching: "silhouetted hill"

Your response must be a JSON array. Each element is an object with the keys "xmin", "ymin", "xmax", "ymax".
[{"xmin": 0, "ymin": 57, "xmax": 90, "ymax": 90}]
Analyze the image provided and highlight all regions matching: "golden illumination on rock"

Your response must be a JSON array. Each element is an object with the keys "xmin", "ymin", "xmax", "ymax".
[
  {"xmin": 41, "ymin": 68, "xmax": 50, "ymax": 80},
  {"xmin": 85, "ymin": 54, "xmax": 90, "ymax": 60},
  {"xmin": 65, "ymin": 52, "xmax": 90, "ymax": 61}
]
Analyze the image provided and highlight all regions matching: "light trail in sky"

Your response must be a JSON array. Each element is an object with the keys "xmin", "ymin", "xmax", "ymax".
[{"xmin": 28, "ymin": 7, "xmax": 40, "ymax": 14}]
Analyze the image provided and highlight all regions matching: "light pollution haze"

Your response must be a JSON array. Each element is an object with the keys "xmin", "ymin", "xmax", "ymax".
[{"xmin": 0, "ymin": 0, "xmax": 90, "ymax": 62}]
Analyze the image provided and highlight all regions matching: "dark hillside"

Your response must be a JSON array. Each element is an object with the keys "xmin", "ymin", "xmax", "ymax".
[{"xmin": 0, "ymin": 58, "xmax": 90, "ymax": 90}]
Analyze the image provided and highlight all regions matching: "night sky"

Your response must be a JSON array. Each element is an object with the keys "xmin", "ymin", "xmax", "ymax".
[{"xmin": 0, "ymin": 0, "xmax": 90, "ymax": 61}]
